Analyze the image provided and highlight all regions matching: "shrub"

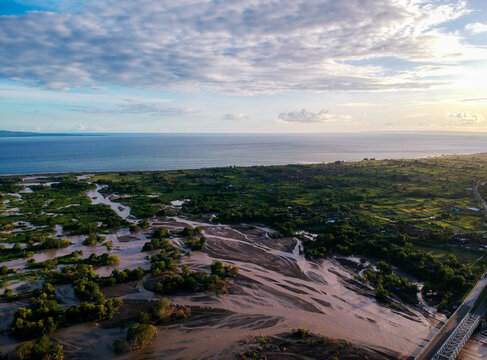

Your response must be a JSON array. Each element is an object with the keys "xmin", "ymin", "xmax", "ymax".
[
  {"xmin": 10, "ymin": 293, "xmax": 65, "ymax": 339},
  {"xmin": 126, "ymin": 323, "xmax": 156, "ymax": 350},
  {"xmin": 113, "ymin": 339, "xmax": 124, "ymax": 354},
  {"xmin": 82, "ymin": 234, "xmax": 105, "ymax": 246},
  {"xmin": 151, "ymin": 298, "xmax": 173, "ymax": 321},
  {"xmin": 74, "ymin": 279, "xmax": 105, "ymax": 303},
  {"xmin": 375, "ymin": 282, "xmax": 388, "ymax": 301},
  {"xmin": 142, "ymin": 237, "xmax": 171, "ymax": 251},
  {"xmin": 66, "ymin": 298, "xmax": 123, "ymax": 323},
  {"xmin": 14, "ymin": 335, "xmax": 64, "ymax": 360},
  {"xmin": 294, "ymin": 328, "xmax": 311, "ymax": 338}
]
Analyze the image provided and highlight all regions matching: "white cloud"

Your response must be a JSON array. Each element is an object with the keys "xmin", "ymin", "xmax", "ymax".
[
  {"xmin": 67, "ymin": 101, "xmax": 200, "ymax": 116},
  {"xmin": 70, "ymin": 123, "xmax": 103, "ymax": 132},
  {"xmin": 447, "ymin": 112, "xmax": 484, "ymax": 125},
  {"xmin": 465, "ymin": 22, "xmax": 487, "ymax": 34},
  {"xmin": 340, "ymin": 102, "xmax": 375, "ymax": 107},
  {"xmin": 221, "ymin": 113, "xmax": 248, "ymax": 121},
  {"xmin": 405, "ymin": 113, "xmax": 429, "ymax": 118},
  {"xmin": 278, "ymin": 109, "xmax": 351, "ymax": 123},
  {"xmin": 0, "ymin": 0, "xmax": 480, "ymax": 94},
  {"xmin": 118, "ymin": 102, "xmax": 200, "ymax": 116},
  {"xmin": 460, "ymin": 97, "xmax": 487, "ymax": 104}
]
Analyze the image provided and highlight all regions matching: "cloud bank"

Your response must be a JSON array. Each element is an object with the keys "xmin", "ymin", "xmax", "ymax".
[
  {"xmin": 68, "ymin": 100, "xmax": 199, "ymax": 116},
  {"xmin": 447, "ymin": 112, "xmax": 485, "ymax": 125},
  {"xmin": 0, "ymin": 0, "xmax": 479, "ymax": 93},
  {"xmin": 278, "ymin": 109, "xmax": 351, "ymax": 123},
  {"xmin": 221, "ymin": 113, "xmax": 248, "ymax": 121}
]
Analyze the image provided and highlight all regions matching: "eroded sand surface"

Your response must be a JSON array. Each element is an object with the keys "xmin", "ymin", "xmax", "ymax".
[
  {"xmin": 130, "ymin": 218, "xmax": 436, "ymax": 359},
  {"xmin": 458, "ymin": 337, "xmax": 487, "ymax": 359},
  {"xmin": 0, "ymin": 184, "xmax": 440, "ymax": 359}
]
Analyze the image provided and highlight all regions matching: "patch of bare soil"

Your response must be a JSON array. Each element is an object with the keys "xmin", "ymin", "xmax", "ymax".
[{"xmin": 101, "ymin": 280, "xmax": 139, "ymax": 298}]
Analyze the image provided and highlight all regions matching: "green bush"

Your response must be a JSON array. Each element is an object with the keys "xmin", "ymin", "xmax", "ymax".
[
  {"xmin": 14, "ymin": 335, "xmax": 64, "ymax": 360},
  {"xmin": 10, "ymin": 293, "xmax": 65, "ymax": 339},
  {"xmin": 66, "ymin": 298, "xmax": 123, "ymax": 323},
  {"xmin": 113, "ymin": 339, "xmax": 124, "ymax": 354},
  {"xmin": 126, "ymin": 323, "xmax": 156, "ymax": 350},
  {"xmin": 82, "ymin": 234, "xmax": 106, "ymax": 246},
  {"xmin": 294, "ymin": 328, "xmax": 311, "ymax": 338}
]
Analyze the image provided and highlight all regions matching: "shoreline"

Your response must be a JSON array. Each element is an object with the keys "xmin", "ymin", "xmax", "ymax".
[{"xmin": 1, "ymin": 152, "xmax": 486, "ymax": 178}]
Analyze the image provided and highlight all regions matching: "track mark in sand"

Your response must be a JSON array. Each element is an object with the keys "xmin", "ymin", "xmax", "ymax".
[
  {"xmin": 219, "ymin": 314, "xmax": 283, "ymax": 330},
  {"xmin": 258, "ymin": 282, "xmax": 324, "ymax": 313},
  {"xmin": 279, "ymin": 283, "xmax": 308, "ymax": 295},
  {"xmin": 332, "ymin": 294, "xmax": 350, "ymax": 305},
  {"xmin": 187, "ymin": 295, "xmax": 215, "ymax": 302},
  {"xmin": 182, "ymin": 310, "xmax": 282, "ymax": 331},
  {"xmin": 306, "ymin": 272, "xmax": 329, "ymax": 286},
  {"xmin": 240, "ymin": 295, "xmax": 269, "ymax": 307},
  {"xmin": 390, "ymin": 310, "xmax": 422, "ymax": 323},
  {"xmin": 227, "ymin": 299, "xmax": 256, "ymax": 309},
  {"xmin": 312, "ymin": 297, "xmax": 333, "ymax": 309},
  {"xmin": 285, "ymin": 279, "xmax": 321, "ymax": 293},
  {"xmin": 329, "ymin": 268, "xmax": 348, "ymax": 280},
  {"xmin": 182, "ymin": 309, "xmax": 233, "ymax": 329},
  {"xmin": 386, "ymin": 319, "xmax": 401, "ymax": 328}
]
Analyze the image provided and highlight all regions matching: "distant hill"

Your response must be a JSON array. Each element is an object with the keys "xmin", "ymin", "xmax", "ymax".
[{"xmin": 0, "ymin": 130, "xmax": 100, "ymax": 137}]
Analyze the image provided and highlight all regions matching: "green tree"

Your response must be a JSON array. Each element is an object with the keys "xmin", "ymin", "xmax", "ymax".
[{"xmin": 126, "ymin": 323, "xmax": 156, "ymax": 350}]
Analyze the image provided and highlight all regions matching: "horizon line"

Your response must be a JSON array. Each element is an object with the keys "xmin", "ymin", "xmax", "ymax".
[{"xmin": 3, "ymin": 130, "xmax": 487, "ymax": 135}]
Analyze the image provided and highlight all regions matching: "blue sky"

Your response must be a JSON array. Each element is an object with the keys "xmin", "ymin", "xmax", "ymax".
[{"xmin": 0, "ymin": 0, "xmax": 486, "ymax": 133}]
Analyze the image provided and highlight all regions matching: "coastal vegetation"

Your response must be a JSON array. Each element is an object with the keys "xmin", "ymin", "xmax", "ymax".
[
  {"xmin": 88, "ymin": 154, "xmax": 487, "ymax": 310},
  {"xmin": 2, "ymin": 153, "xmax": 487, "ymax": 358}
]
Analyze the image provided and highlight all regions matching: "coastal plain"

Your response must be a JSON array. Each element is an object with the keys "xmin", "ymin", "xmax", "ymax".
[{"xmin": 2, "ymin": 154, "xmax": 487, "ymax": 359}]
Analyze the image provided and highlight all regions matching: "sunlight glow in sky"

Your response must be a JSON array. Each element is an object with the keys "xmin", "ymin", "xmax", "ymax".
[{"xmin": 0, "ymin": 0, "xmax": 486, "ymax": 133}]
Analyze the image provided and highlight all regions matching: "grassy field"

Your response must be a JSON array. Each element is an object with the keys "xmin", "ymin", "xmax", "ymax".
[{"xmin": 414, "ymin": 244, "xmax": 483, "ymax": 264}]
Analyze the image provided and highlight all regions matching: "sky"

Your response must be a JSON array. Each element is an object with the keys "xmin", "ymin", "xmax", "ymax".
[{"xmin": 0, "ymin": 0, "xmax": 486, "ymax": 133}]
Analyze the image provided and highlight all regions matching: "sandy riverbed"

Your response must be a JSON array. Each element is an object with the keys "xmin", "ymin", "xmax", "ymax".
[{"xmin": 0, "ymin": 184, "xmax": 442, "ymax": 359}]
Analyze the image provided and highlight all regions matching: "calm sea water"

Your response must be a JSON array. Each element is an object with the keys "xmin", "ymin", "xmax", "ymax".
[{"xmin": 1, "ymin": 132, "xmax": 487, "ymax": 175}]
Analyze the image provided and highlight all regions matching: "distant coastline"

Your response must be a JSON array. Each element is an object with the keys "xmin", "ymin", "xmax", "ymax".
[
  {"xmin": 0, "ymin": 152, "xmax": 486, "ymax": 179},
  {"xmin": 1, "ymin": 132, "xmax": 487, "ymax": 176},
  {"xmin": 0, "ymin": 130, "xmax": 104, "ymax": 138}
]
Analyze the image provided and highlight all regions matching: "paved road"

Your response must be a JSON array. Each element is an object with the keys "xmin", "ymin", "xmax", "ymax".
[
  {"xmin": 415, "ymin": 304, "xmax": 472, "ymax": 360},
  {"xmin": 415, "ymin": 277, "xmax": 487, "ymax": 360},
  {"xmin": 473, "ymin": 182, "xmax": 487, "ymax": 212}
]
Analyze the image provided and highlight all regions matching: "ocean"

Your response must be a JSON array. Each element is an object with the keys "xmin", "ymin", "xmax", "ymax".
[{"xmin": 1, "ymin": 132, "xmax": 487, "ymax": 175}]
